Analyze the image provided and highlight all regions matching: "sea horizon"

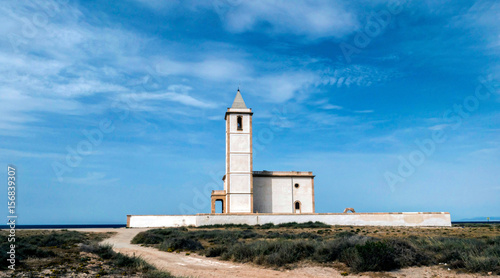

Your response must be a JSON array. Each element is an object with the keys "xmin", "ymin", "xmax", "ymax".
[
  {"xmin": 1, "ymin": 224, "xmax": 126, "ymax": 229},
  {"xmin": 2, "ymin": 221, "xmax": 499, "ymax": 230}
]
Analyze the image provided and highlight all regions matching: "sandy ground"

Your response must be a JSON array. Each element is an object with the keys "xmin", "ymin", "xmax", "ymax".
[{"xmin": 74, "ymin": 228, "xmax": 497, "ymax": 278}]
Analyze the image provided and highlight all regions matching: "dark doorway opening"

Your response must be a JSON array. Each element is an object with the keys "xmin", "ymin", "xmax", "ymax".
[{"xmin": 215, "ymin": 199, "xmax": 224, "ymax": 214}]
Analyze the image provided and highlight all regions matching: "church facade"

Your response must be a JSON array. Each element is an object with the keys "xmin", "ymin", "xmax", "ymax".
[
  {"xmin": 211, "ymin": 90, "xmax": 315, "ymax": 214},
  {"xmin": 126, "ymin": 90, "xmax": 452, "ymax": 228}
]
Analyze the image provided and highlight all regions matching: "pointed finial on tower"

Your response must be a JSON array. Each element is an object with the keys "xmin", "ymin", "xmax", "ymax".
[{"xmin": 231, "ymin": 88, "xmax": 247, "ymax": 109}]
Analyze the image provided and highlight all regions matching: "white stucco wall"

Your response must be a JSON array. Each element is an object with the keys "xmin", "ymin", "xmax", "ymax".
[
  {"xmin": 230, "ymin": 134, "xmax": 250, "ymax": 152},
  {"xmin": 253, "ymin": 177, "xmax": 273, "ymax": 213},
  {"xmin": 128, "ymin": 215, "xmax": 196, "ymax": 228},
  {"xmin": 229, "ymin": 174, "xmax": 251, "ymax": 193},
  {"xmin": 229, "ymin": 194, "xmax": 252, "ymax": 212},
  {"xmin": 292, "ymin": 177, "xmax": 314, "ymax": 213},
  {"xmin": 229, "ymin": 154, "xmax": 250, "ymax": 172},
  {"xmin": 271, "ymin": 177, "xmax": 293, "ymax": 213},
  {"xmin": 226, "ymin": 112, "xmax": 253, "ymax": 214},
  {"xmin": 128, "ymin": 212, "xmax": 452, "ymax": 227},
  {"xmin": 253, "ymin": 176, "xmax": 314, "ymax": 213},
  {"xmin": 229, "ymin": 114, "xmax": 250, "ymax": 133}
]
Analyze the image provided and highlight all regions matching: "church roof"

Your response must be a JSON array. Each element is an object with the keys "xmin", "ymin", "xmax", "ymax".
[
  {"xmin": 231, "ymin": 89, "xmax": 247, "ymax": 109},
  {"xmin": 253, "ymin": 171, "xmax": 314, "ymax": 177}
]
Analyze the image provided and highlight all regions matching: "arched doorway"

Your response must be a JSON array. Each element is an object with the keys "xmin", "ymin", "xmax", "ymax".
[
  {"xmin": 294, "ymin": 201, "xmax": 301, "ymax": 214},
  {"xmin": 211, "ymin": 190, "xmax": 226, "ymax": 214}
]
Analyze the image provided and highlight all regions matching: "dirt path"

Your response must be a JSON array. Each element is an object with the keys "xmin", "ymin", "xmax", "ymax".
[
  {"xmin": 78, "ymin": 228, "xmax": 493, "ymax": 278},
  {"xmin": 97, "ymin": 228, "xmax": 345, "ymax": 278}
]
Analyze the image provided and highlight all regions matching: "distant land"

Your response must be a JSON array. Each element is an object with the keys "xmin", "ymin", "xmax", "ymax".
[{"xmin": 458, "ymin": 216, "xmax": 500, "ymax": 221}]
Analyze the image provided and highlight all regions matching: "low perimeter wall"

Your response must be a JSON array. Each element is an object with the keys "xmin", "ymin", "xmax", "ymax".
[{"xmin": 127, "ymin": 212, "xmax": 451, "ymax": 228}]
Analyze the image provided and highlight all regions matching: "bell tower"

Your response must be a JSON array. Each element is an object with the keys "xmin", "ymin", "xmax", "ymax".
[{"xmin": 224, "ymin": 89, "xmax": 253, "ymax": 213}]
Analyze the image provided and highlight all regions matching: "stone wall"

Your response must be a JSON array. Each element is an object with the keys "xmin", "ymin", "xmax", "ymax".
[
  {"xmin": 127, "ymin": 212, "xmax": 451, "ymax": 228},
  {"xmin": 127, "ymin": 215, "xmax": 196, "ymax": 228}
]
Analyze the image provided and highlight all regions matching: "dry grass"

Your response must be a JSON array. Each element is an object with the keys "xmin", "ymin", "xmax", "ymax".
[
  {"xmin": 132, "ymin": 223, "xmax": 500, "ymax": 274},
  {"xmin": 0, "ymin": 229, "xmax": 176, "ymax": 277}
]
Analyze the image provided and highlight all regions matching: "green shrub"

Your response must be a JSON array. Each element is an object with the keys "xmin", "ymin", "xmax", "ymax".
[
  {"xmin": 314, "ymin": 239, "xmax": 354, "ymax": 263},
  {"xmin": 462, "ymin": 253, "xmax": 500, "ymax": 273},
  {"xmin": 132, "ymin": 228, "xmax": 183, "ymax": 244},
  {"xmin": 264, "ymin": 240, "xmax": 316, "ymax": 266},
  {"xmin": 129, "ymin": 227, "xmax": 500, "ymax": 274},
  {"xmin": 113, "ymin": 253, "xmax": 155, "ymax": 272},
  {"xmin": 82, "ymin": 243, "xmax": 164, "ymax": 274},
  {"xmin": 335, "ymin": 231, "xmax": 356, "ymax": 238},
  {"xmin": 220, "ymin": 240, "xmax": 317, "ymax": 267},
  {"xmin": 265, "ymin": 232, "xmax": 319, "ymax": 240},
  {"xmin": 205, "ymin": 245, "xmax": 228, "ymax": 257},
  {"xmin": 159, "ymin": 237, "xmax": 203, "ymax": 252},
  {"xmin": 0, "ymin": 241, "xmax": 55, "ymax": 269},
  {"xmin": 134, "ymin": 228, "xmax": 261, "ymax": 247},
  {"xmin": 387, "ymin": 239, "xmax": 429, "ymax": 267},
  {"xmin": 145, "ymin": 270, "xmax": 176, "ymax": 278},
  {"xmin": 258, "ymin": 223, "xmax": 276, "ymax": 229},
  {"xmin": 87, "ymin": 244, "xmax": 115, "ymax": 259},
  {"xmin": 24, "ymin": 231, "xmax": 86, "ymax": 247},
  {"xmin": 340, "ymin": 247, "xmax": 361, "ymax": 270},
  {"xmin": 341, "ymin": 241, "xmax": 398, "ymax": 272},
  {"xmin": 0, "ymin": 232, "xmax": 86, "ymax": 269}
]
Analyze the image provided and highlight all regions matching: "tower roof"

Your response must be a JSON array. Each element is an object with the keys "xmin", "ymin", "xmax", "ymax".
[{"xmin": 231, "ymin": 89, "xmax": 247, "ymax": 109}]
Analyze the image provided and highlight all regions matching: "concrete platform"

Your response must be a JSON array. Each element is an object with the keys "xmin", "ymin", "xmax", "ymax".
[{"xmin": 127, "ymin": 212, "xmax": 451, "ymax": 228}]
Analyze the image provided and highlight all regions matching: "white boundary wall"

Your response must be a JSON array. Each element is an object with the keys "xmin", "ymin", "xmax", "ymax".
[
  {"xmin": 128, "ymin": 215, "xmax": 196, "ymax": 228},
  {"xmin": 128, "ymin": 212, "xmax": 451, "ymax": 227}
]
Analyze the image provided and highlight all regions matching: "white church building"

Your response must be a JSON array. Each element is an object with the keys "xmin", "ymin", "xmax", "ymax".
[
  {"xmin": 211, "ymin": 90, "xmax": 314, "ymax": 214},
  {"xmin": 127, "ymin": 90, "xmax": 451, "ymax": 228}
]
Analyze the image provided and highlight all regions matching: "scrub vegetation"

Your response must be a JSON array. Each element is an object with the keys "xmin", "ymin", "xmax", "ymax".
[
  {"xmin": 132, "ymin": 222, "xmax": 500, "ymax": 275},
  {"xmin": 0, "ymin": 229, "xmax": 175, "ymax": 277}
]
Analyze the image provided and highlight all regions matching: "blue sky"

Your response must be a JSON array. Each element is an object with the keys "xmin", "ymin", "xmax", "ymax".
[{"xmin": 1, "ymin": 0, "xmax": 499, "ymax": 224}]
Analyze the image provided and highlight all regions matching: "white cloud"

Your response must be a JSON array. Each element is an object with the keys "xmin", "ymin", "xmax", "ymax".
[
  {"xmin": 0, "ymin": 0, "xmax": 396, "ymax": 134},
  {"xmin": 319, "ymin": 65, "xmax": 396, "ymax": 88},
  {"xmin": 323, "ymin": 104, "xmax": 343, "ymax": 110},
  {"xmin": 255, "ymin": 71, "xmax": 320, "ymax": 102},
  {"xmin": 0, "ymin": 148, "xmax": 64, "ymax": 159},
  {"xmin": 0, "ymin": 89, "xmax": 86, "ymax": 130},
  {"xmin": 219, "ymin": 1, "xmax": 359, "ymax": 39},
  {"xmin": 155, "ymin": 58, "xmax": 251, "ymax": 81},
  {"xmin": 129, "ymin": 91, "xmax": 217, "ymax": 109},
  {"xmin": 61, "ymin": 172, "xmax": 119, "ymax": 185},
  {"xmin": 428, "ymin": 124, "xmax": 451, "ymax": 131},
  {"xmin": 131, "ymin": 0, "xmax": 179, "ymax": 10},
  {"xmin": 130, "ymin": 0, "xmax": 359, "ymax": 40},
  {"xmin": 354, "ymin": 110, "xmax": 374, "ymax": 113},
  {"xmin": 0, "ymin": 1, "xmax": 155, "ymax": 131}
]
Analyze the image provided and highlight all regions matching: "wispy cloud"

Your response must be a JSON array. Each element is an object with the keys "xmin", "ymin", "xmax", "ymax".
[
  {"xmin": 354, "ymin": 110, "xmax": 374, "ymax": 114},
  {"xmin": 0, "ymin": 148, "xmax": 64, "ymax": 159},
  {"xmin": 215, "ymin": 1, "xmax": 359, "ymax": 39},
  {"xmin": 60, "ymin": 172, "xmax": 119, "ymax": 185},
  {"xmin": 155, "ymin": 58, "xmax": 251, "ymax": 81},
  {"xmin": 323, "ymin": 104, "xmax": 343, "ymax": 110},
  {"xmin": 318, "ymin": 65, "xmax": 397, "ymax": 88},
  {"xmin": 128, "ymin": 91, "xmax": 217, "ymax": 109}
]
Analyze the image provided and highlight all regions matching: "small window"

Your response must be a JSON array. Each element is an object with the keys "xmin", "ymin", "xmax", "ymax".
[
  {"xmin": 294, "ymin": 183, "xmax": 299, "ymax": 188},
  {"xmin": 237, "ymin": 116, "xmax": 243, "ymax": 131},
  {"xmin": 295, "ymin": 202, "xmax": 300, "ymax": 210}
]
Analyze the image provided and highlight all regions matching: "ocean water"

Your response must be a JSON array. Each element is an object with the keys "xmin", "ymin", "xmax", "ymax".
[{"xmin": 0, "ymin": 222, "xmax": 497, "ymax": 230}]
